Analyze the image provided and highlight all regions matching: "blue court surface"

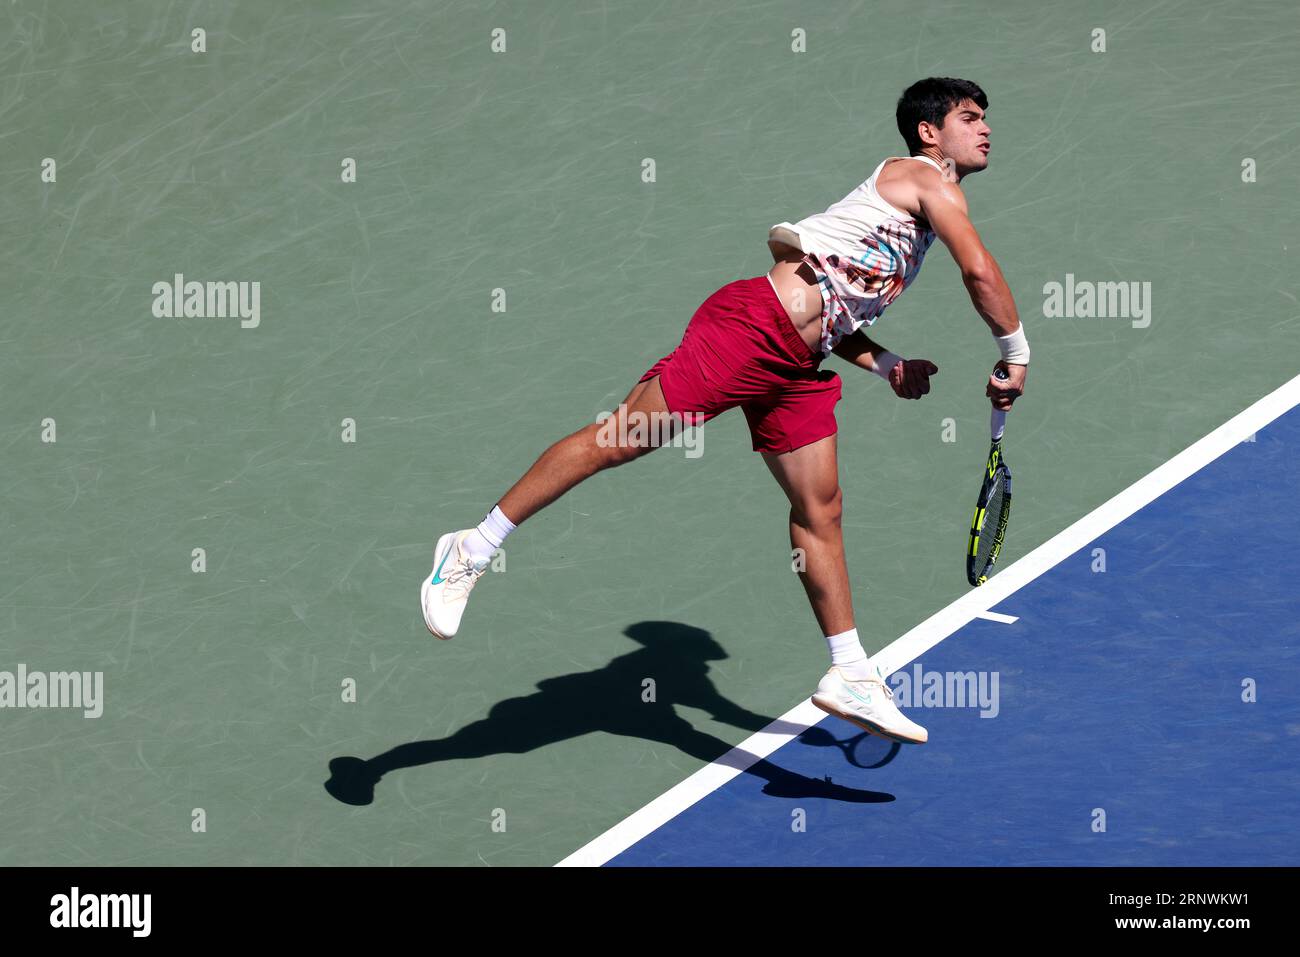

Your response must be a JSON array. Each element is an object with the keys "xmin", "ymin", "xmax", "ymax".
[{"xmin": 607, "ymin": 406, "xmax": 1300, "ymax": 866}]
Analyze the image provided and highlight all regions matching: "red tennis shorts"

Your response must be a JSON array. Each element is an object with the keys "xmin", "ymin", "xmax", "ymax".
[{"xmin": 638, "ymin": 275, "xmax": 842, "ymax": 455}]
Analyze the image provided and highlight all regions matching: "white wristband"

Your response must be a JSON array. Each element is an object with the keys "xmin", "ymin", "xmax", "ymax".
[
  {"xmin": 872, "ymin": 350, "xmax": 903, "ymax": 381},
  {"xmin": 995, "ymin": 325, "xmax": 1030, "ymax": 365}
]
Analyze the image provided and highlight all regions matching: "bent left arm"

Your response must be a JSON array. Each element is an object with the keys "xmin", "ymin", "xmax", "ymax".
[
  {"xmin": 831, "ymin": 328, "xmax": 894, "ymax": 374},
  {"xmin": 833, "ymin": 329, "xmax": 939, "ymax": 400}
]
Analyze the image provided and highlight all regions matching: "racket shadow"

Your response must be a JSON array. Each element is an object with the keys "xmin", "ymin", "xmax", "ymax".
[{"xmin": 799, "ymin": 726, "xmax": 902, "ymax": 769}]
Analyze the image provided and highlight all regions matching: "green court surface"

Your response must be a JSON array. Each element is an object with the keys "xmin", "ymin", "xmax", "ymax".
[{"xmin": 1, "ymin": 0, "xmax": 1296, "ymax": 865}]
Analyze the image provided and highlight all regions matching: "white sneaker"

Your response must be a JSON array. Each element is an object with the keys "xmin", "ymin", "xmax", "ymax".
[
  {"xmin": 420, "ymin": 530, "xmax": 491, "ymax": 639},
  {"xmin": 811, "ymin": 665, "xmax": 928, "ymax": 744}
]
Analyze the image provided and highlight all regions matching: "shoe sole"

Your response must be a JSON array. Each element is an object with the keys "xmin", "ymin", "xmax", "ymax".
[
  {"xmin": 810, "ymin": 694, "xmax": 928, "ymax": 745},
  {"xmin": 421, "ymin": 532, "xmax": 459, "ymax": 640}
]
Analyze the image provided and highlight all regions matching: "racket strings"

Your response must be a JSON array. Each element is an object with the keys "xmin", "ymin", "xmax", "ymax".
[{"xmin": 975, "ymin": 475, "xmax": 1008, "ymax": 570}]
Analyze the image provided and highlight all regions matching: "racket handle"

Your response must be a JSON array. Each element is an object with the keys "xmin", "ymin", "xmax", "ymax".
[
  {"xmin": 991, "ymin": 407, "xmax": 1007, "ymax": 441},
  {"xmin": 990, "ymin": 366, "xmax": 1010, "ymax": 440}
]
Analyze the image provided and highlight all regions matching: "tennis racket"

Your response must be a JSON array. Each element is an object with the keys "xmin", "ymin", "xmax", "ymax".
[{"xmin": 966, "ymin": 367, "xmax": 1013, "ymax": 586}]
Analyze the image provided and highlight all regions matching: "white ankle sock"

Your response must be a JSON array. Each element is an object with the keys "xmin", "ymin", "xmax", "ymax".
[
  {"xmin": 826, "ymin": 628, "xmax": 874, "ymax": 681},
  {"xmin": 463, "ymin": 505, "xmax": 517, "ymax": 565}
]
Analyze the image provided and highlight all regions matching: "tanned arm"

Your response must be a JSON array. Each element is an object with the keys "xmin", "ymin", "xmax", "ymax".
[{"xmin": 917, "ymin": 174, "xmax": 1026, "ymax": 408}]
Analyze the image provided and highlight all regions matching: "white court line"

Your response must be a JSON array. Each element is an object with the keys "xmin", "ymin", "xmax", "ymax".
[
  {"xmin": 555, "ymin": 372, "xmax": 1300, "ymax": 867},
  {"xmin": 976, "ymin": 610, "xmax": 1019, "ymax": 624}
]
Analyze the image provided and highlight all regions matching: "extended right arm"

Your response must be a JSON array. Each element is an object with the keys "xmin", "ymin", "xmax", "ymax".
[{"xmin": 919, "ymin": 177, "xmax": 1027, "ymax": 409}]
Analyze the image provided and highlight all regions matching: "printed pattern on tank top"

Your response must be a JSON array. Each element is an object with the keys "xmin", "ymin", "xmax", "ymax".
[{"xmin": 770, "ymin": 156, "xmax": 941, "ymax": 356}]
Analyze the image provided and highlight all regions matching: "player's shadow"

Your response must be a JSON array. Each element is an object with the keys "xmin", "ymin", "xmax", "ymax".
[{"xmin": 325, "ymin": 620, "xmax": 895, "ymax": 807}]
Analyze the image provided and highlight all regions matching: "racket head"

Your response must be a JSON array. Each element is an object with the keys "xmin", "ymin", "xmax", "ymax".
[{"xmin": 966, "ymin": 451, "xmax": 1012, "ymax": 586}]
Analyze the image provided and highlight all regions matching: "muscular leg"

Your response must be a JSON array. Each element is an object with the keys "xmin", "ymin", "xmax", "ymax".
[
  {"xmin": 758, "ymin": 434, "xmax": 927, "ymax": 743},
  {"xmin": 496, "ymin": 375, "xmax": 677, "ymax": 525},
  {"xmin": 761, "ymin": 434, "xmax": 855, "ymax": 636}
]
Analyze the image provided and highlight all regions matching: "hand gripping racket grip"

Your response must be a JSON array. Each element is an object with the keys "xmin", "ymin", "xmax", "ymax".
[{"xmin": 990, "ymin": 366, "xmax": 1010, "ymax": 441}]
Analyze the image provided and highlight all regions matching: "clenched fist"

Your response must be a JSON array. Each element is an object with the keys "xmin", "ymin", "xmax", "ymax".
[{"xmin": 889, "ymin": 358, "xmax": 940, "ymax": 399}]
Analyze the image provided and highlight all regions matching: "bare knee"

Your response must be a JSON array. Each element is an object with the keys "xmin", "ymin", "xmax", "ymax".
[
  {"xmin": 599, "ymin": 442, "xmax": 648, "ymax": 469},
  {"xmin": 582, "ymin": 421, "xmax": 652, "ymax": 470},
  {"xmin": 792, "ymin": 486, "xmax": 843, "ymax": 531}
]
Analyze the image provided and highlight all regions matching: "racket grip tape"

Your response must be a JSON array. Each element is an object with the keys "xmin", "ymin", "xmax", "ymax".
[{"xmin": 990, "ymin": 366, "xmax": 1010, "ymax": 440}]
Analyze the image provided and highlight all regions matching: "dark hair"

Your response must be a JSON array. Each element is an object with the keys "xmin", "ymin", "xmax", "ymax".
[{"xmin": 896, "ymin": 78, "xmax": 988, "ymax": 154}]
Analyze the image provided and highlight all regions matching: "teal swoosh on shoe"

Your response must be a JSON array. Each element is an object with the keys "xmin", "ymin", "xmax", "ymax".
[
  {"xmin": 430, "ymin": 544, "xmax": 454, "ymax": 584},
  {"xmin": 843, "ymin": 682, "xmax": 874, "ymax": 705}
]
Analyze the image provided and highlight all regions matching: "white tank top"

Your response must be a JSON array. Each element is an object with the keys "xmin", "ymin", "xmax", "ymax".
[{"xmin": 768, "ymin": 155, "xmax": 943, "ymax": 356}]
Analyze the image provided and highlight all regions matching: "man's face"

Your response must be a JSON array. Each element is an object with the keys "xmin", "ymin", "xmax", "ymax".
[{"xmin": 933, "ymin": 98, "xmax": 990, "ymax": 177}]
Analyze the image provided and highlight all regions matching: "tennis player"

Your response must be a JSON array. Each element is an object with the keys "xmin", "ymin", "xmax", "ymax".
[{"xmin": 421, "ymin": 77, "xmax": 1027, "ymax": 745}]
